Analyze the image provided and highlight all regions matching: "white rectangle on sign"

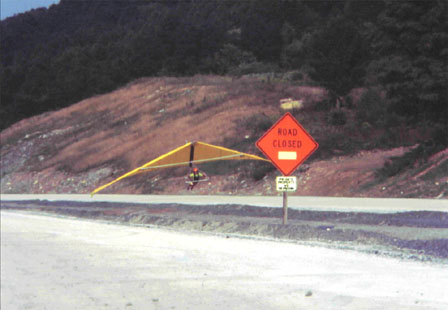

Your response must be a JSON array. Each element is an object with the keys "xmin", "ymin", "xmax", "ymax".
[
  {"xmin": 276, "ymin": 176, "xmax": 297, "ymax": 192},
  {"xmin": 278, "ymin": 151, "xmax": 297, "ymax": 160}
]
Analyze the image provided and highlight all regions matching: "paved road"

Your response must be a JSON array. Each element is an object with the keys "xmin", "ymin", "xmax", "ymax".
[
  {"xmin": 2, "ymin": 211, "xmax": 448, "ymax": 310},
  {"xmin": 2, "ymin": 194, "xmax": 448, "ymax": 213}
]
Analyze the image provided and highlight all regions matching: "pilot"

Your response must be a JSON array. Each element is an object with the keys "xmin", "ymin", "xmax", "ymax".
[{"xmin": 187, "ymin": 167, "xmax": 207, "ymax": 190}]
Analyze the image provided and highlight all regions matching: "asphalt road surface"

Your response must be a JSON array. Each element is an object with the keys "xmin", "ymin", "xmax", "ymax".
[
  {"xmin": 2, "ymin": 211, "xmax": 448, "ymax": 310},
  {"xmin": 2, "ymin": 194, "xmax": 448, "ymax": 213}
]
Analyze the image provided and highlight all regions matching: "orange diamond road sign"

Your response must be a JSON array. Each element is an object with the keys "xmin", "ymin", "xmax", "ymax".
[{"xmin": 256, "ymin": 112, "xmax": 318, "ymax": 176}]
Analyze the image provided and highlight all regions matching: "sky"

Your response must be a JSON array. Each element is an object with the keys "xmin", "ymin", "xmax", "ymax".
[{"xmin": 1, "ymin": 0, "xmax": 60, "ymax": 20}]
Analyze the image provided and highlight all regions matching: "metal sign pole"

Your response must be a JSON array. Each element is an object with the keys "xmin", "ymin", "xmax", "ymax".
[
  {"xmin": 276, "ymin": 176, "xmax": 295, "ymax": 225},
  {"xmin": 283, "ymin": 191, "xmax": 288, "ymax": 225}
]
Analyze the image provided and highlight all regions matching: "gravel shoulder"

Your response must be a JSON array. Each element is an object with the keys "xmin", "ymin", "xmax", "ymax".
[{"xmin": 2, "ymin": 200, "xmax": 448, "ymax": 263}]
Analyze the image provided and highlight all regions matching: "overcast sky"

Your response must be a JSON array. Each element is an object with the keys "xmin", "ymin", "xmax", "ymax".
[{"xmin": 1, "ymin": 0, "xmax": 60, "ymax": 20}]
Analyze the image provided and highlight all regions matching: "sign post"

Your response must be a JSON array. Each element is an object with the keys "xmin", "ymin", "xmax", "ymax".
[
  {"xmin": 276, "ymin": 176, "xmax": 296, "ymax": 224},
  {"xmin": 282, "ymin": 191, "xmax": 288, "ymax": 225},
  {"xmin": 256, "ymin": 112, "xmax": 318, "ymax": 224}
]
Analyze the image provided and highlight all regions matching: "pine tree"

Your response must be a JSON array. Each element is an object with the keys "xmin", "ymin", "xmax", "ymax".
[
  {"xmin": 368, "ymin": 0, "xmax": 448, "ymax": 123},
  {"xmin": 306, "ymin": 18, "xmax": 368, "ymax": 108}
]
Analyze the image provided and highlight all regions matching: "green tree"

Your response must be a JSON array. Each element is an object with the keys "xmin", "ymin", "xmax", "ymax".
[
  {"xmin": 240, "ymin": 0, "xmax": 283, "ymax": 62},
  {"xmin": 368, "ymin": 0, "xmax": 448, "ymax": 123},
  {"xmin": 306, "ymin": 18, "xmax": 368, "ymax": 108},
  {"xmin": 210, "ymin": 44, "xmax": 257, "ymax": 74}
]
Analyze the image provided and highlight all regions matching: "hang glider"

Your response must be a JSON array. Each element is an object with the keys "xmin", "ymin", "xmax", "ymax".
[{"xmin": 91, "ymin": 141, "xmax": 269, "ymax": 195}]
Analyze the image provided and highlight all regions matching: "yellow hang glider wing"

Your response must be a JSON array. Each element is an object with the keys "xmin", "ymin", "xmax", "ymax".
[{"xmin": 91, "ymin": 141, "xmax": 269, "ymax": 195}]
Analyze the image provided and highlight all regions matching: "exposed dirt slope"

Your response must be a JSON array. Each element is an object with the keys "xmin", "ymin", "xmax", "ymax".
[{"xmin": 1, "ymin": 75, "xmax": 447, "ymax": 198}]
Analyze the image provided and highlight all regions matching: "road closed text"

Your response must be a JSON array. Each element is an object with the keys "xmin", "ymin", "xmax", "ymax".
[{"xmin": 273, "ymin": 128, "xmax": 302, "ymax": 148}]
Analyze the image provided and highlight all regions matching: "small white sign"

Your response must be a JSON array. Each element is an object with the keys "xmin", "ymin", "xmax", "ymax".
[{"xmin": 276, "ymin": 176, "xmax": 297, "ymax": 192}]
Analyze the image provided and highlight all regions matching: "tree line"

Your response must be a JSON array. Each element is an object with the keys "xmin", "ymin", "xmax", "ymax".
[{"xmin": 1, "ymin": 0, "xmax": 447, "ymax": 131}]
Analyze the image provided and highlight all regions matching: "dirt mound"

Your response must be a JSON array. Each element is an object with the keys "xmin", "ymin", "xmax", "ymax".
[{"xmin": 1, "ymin": 75, "xmax": 447, "ymax": 198}]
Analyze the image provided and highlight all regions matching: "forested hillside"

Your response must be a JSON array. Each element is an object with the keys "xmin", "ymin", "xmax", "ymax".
[{"xmin": 1, "ymin": 0, "xmax": 446, "ymax": 132}]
